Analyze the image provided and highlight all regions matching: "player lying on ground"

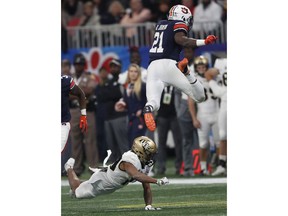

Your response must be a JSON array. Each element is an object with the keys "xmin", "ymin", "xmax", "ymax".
[{"xmin": 64, "ymin": 136, "xmax": 169, "ymax": 210}]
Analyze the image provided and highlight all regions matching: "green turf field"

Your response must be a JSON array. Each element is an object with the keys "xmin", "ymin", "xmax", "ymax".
[
  {"xmin": 61, "ymin": 183, "xmax": 226, "ymax": 216},
  {"xmin": 61, "ymin": 156, "xmax": 227, "ymax": 215}
]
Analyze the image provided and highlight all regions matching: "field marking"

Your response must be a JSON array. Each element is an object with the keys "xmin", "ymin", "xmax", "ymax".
[
  {"xmin": 62, "ymin": 177, "xmax": 226, "ymax": 186},
  {"xmin": 118, "ymin": 200, "xmax": 226, "ymax": 209}
]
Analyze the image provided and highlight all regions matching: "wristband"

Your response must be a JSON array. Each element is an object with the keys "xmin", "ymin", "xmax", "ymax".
[
  {"xmin": 196, "ymin": 39, "xmax": 205, "ymax": 46},
  {"xmin": 81, "ymin": 109, "xmax": 87, "ymax": 116}
]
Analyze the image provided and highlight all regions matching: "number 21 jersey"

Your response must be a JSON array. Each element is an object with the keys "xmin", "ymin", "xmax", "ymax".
[{"xmin": 149, "ymin": 20, "xmax": 188, "ymax": 63}]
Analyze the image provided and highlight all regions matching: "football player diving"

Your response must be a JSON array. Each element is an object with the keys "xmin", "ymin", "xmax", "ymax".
[{"xmin": 64, "ymin": 136, "xmax": 169, "ymax": 210}]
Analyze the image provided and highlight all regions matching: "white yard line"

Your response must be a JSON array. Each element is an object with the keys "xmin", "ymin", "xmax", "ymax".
[{"xmin": 61, "ymin": 177, "xmax": 226, "ymax": 186}]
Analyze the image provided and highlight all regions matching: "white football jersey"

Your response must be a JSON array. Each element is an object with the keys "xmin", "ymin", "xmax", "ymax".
[
  {"xmin": 209, "ymin": 58, "xmax": 227, "ymax": 102},
  {"xmin": 209, "ymin": 58, "xmax": 227, "ymax": 140},
  {"xmin": 196, "ymin": 74, "xmax": 219, "ymax": 115},
  {"xmin": 106, "ymin": 151, "xmax": 149, "ymax": 187}
]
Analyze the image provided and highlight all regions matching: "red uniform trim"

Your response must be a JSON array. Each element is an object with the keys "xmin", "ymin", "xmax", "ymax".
[
  {"xmin": 70, "ymin": 80, "xmax": 75, "ymax": 89},
  {"xmin": 174, "ymin": 23, "xmax": 188, "ymax": 31}
]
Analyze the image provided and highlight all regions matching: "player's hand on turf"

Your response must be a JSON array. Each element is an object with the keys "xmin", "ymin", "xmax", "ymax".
[
  {"xmin": 156, "ymin": 177, "xmax": 169, "ymax": 186},
  {"xmin": 205, "ymin": 35, "xmax": 217, "ymax": 45},
  {"xmin": 145, "ymin": 205, "xmax": 162, "ymax": 210},
  {"xmin": 79, "ymin": 115, "xmax": 88, "ymax": 133}
]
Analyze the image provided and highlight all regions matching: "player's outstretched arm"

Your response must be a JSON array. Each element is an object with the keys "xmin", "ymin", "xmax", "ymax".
[
  {"xmin": 120, "ymin": 162, "xmax": 169, "ymax": 185},
  {"xmin": 174, "ymin": 32, "xmax": 217, "ymax": 48}
]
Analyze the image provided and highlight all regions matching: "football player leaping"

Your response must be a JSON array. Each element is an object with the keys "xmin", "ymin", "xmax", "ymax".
[
  {"xmin": 64, "ymin": 136, "xmax": 169, "ymax": 210},
  {"xmin": 143, "ymin": 4, "xmax": 217, "ymax": 132}
]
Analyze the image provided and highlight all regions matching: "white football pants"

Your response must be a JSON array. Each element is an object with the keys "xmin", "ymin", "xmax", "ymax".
[
  {"xmin": 146, "ymin": 59, "xmax": 205, "ymax": 111},
  {"xmin": 61, "ymin": 122, "xmax": 70, "ymax": 153}
]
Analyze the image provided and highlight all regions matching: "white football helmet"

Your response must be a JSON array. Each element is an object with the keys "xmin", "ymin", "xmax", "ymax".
[{"xmin": 168, "ymin": 5, "xmax": 193, "ymax": 29}]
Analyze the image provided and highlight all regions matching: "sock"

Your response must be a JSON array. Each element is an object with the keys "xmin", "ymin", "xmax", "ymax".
[
  {"xmin": 186, "ymin": 73, "xmax": 197, "ymax": 83},
  {"xmin": 200, "ymin": 161, "xmax": 207, "ymax": 171},
  {"xmin": 219, "ymin": 155, "xmax": 227, "ymax": 168}
]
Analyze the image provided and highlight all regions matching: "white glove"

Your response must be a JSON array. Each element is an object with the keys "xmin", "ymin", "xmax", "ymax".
[
  {"xmin": 156, "ymin": 177, "xmax": 169, "ymax": 186},
  {"xmin": 145, "ymin": 205, "xmax": 161, "ymax": 210}
]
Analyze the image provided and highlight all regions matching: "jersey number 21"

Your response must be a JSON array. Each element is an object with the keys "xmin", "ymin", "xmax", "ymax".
[{"xmin": 150, "ymin": 32, "xmax": 164, "ymax": 53}]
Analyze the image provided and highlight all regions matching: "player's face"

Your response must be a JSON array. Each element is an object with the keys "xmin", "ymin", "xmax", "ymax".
[
  {"xmin": 196, "ymin": 64, "xmax": 207, "ymax": 75},
  {"xmin": 128, "ymin": 66, "xmax": 139, "ymax": 82}
]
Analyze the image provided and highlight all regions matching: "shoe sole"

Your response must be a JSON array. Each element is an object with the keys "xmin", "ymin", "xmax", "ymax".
[{"xmin": 144, "ymin": 113, "xmax": 156, "ymax": 132}]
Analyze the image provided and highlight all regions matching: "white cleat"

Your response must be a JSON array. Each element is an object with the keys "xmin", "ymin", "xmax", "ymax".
[
  {"xmin": 64, "ymin": 158, "xmax": 75, "ymax": 172},
  {"xmin": 212, "ymin": 165, "xmax": 226, "ymax": 176}
]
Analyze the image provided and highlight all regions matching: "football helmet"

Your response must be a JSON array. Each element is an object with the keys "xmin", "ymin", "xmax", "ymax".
[
  {"xmin": 168, "ymin": 5, "xmax": 193, "ymax": 30},
  {"xmin": 131, "ymin": 136, "xmax": 157, "ymax": 166},
  {"xmin": 194, "ymin": 55, "xmax": 209, "ymax": 76}
]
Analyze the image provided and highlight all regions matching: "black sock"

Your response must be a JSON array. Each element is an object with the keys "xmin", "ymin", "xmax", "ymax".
[{"xmin": 219, "ymin": 159, "xmax": 226, "ymax": 168}]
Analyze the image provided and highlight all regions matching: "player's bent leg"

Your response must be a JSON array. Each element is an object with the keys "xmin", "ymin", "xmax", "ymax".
[
  {"xmin": 145, "ymin": 65, "xmax": 165, "ymax": 131},
  {"xmin": 186, "ymin": 75, "xmax": 205, "ymax": 102},
  {"xmin": 75, "ymin": 181, "xmax": 96, "ymax": 199},
  {"xmin": 166, "ymin": 63, "xmax": 205, "ymax": 103},
  {"xmin": 65, "ymin": 158, "xmax": 82, "ymax": 194}
]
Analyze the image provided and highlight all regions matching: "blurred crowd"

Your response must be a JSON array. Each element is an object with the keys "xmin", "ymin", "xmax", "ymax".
[{"xmin": 62, "ymin": 0, "xmax": 227, "ymax": 52}]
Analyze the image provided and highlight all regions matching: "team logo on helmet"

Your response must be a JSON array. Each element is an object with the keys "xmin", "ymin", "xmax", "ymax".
[{"xmin": 181, "ymin": 7, "xmax": 188, "ymax": 14}]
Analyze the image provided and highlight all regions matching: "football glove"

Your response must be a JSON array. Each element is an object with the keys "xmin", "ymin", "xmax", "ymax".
[
  {"xmin": 204, "ymin": 35, "xmax": 217, "ymax": 45},
  {"xmin": 79, "ymin": 115, "xmax": 88, "ymax": 133},
  {"xmin": 156, "ymin": 177, "xmax": 169, "ymax": 186},
  {"xmin": 144, "ymin": 205, "xmax": 162, "ymax": 210}
]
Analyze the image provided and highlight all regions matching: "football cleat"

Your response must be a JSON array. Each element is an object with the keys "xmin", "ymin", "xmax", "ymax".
[
  {"xmin": 64, "ymin": 158, "xmax": 75, "ymax": 172},
  {"xmin": 143, "ymin": 105, "xmax": 156, "ymax": 132},
  {"xmin": 211, "ymin": 165, "xmax": 226, "ymax": 176},
  {"xmin": 176, "ymin": 58, "xmax": 189, "ymax": 75}
]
